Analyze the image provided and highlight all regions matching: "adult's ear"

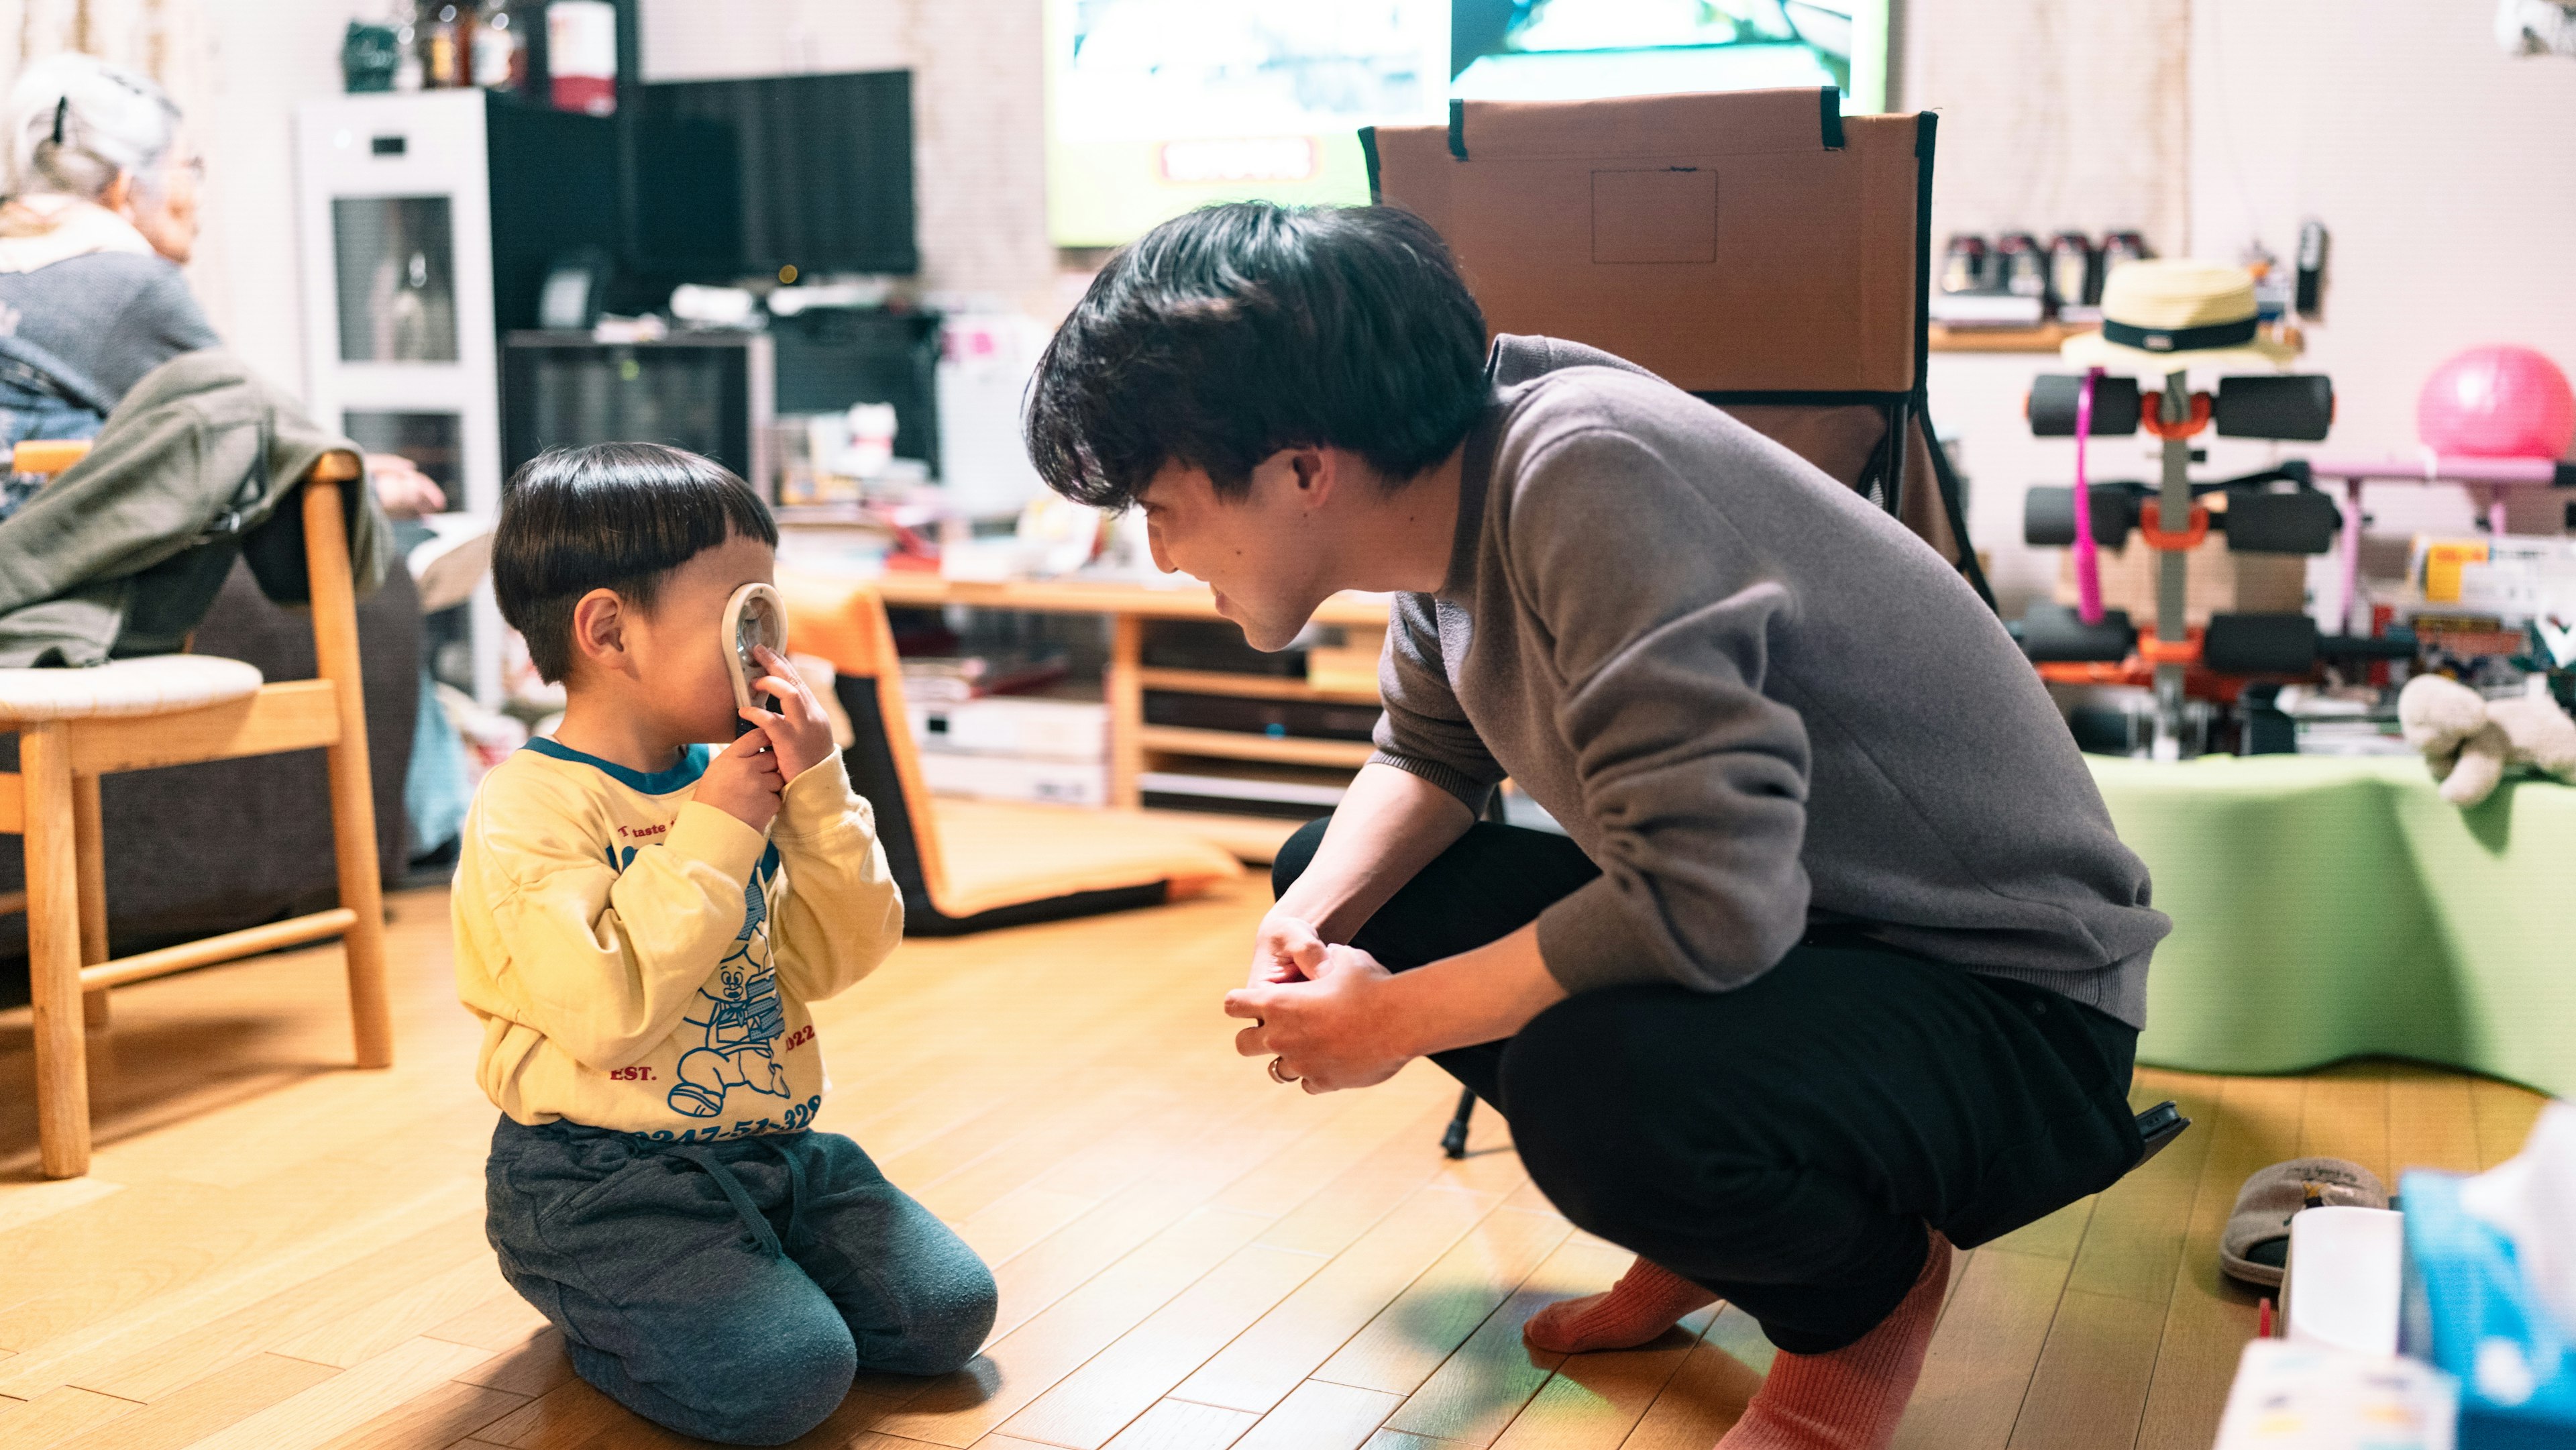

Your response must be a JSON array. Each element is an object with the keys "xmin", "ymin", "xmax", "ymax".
[
  {"xmin": 99, "ymin": 169, "xmax": 135, "ymax": 217},
  {"xmin": 569, "ymin": 588, "xmax": 631, "ymax": 675},
  {"xmin": 1283, "ymin": 446, "xmax": 1338, "ymax": 507}
]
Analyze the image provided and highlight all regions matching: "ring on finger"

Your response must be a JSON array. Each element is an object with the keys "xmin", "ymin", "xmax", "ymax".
[{"xmin": 1267, "ymin": 1057, "xmax": 1297, "ymax": 1085}]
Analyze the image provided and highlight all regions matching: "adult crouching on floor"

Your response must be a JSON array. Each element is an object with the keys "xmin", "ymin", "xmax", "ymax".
[{"xmin": 1021, "ymin": 203, "xmax": 2171, "ymax": 1450}]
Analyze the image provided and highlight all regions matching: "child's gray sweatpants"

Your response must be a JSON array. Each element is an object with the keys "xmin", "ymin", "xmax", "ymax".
[{"xmin": 486, "ymin": 1116, "xmax": 997, "ymax": 1445}]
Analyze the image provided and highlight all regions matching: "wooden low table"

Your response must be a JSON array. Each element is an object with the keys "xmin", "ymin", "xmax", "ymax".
[{"xmin": 867, "ymin": 571, "xmax": 1392, "ymax": 858}]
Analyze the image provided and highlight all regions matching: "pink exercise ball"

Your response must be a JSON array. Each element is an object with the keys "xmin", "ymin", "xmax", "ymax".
[{"xmin": 2416, "ymin": 346, "xmax": 2576, "ymax": 459}]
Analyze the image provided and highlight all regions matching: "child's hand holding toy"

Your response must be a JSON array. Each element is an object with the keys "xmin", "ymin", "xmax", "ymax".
[
  {"xmin": 738, "ymin": 644, "xmax": 837, "ymax": 782},
  {"xmin": 696, "ymin": 729, "xmax": 785, "ymax": 831}
]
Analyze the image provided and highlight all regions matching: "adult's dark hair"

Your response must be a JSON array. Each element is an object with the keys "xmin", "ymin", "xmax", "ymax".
[
  {"xmin": 493, "ymin": 442, "xmax": 777, "ymax": 683},
  {"xmin": 1025, "ymin": 202, "xmax": 1489, "ymax": 510}
]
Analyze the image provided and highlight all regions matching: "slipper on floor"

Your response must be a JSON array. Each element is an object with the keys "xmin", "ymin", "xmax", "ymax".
[{"xmin": 2220, "ymin": 1156, "xmax": 2389, "ymax": 1288}]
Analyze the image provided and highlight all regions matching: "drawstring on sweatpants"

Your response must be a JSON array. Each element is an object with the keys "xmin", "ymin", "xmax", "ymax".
[{"xmin": 659, "ymin": 1141, "xmax": 810, "ymax": 1259}]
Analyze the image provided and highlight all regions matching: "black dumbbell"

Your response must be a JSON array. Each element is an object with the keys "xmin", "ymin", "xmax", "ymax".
[
  {"xmin": 2025, "ymin": 484, "xmax": 2143, "ymax": 547},
  {"xmin": 2214, "ymin": 375, "xmax": 2334, "ymax": 441},
  {"xmin": 2202, "ymin": 614, "xmax": 2320, "ymax": 674},
  {"xmin": 2204, "ymin": 613, "xmax": 2416, "ymax": 675},
  {"xmin": 2013, "ymin": 603, "xmax": 2137, "ymax": 664},
  {"xmin": 2316, "ymin": 628, "xmax": 2418, "ymax": 662},
  {"xmin": 2029, "ymin": 374, "xmax": 2144, "ymax": 436},
  {"xmin": 2219, "ymin": 490, "xmax": 2342, "ymax": 554}
]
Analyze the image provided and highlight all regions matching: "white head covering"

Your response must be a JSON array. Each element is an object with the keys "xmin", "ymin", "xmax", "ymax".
[{"xmin": 5, "ymin": 52, "xmax": 182, "ymax": 202}]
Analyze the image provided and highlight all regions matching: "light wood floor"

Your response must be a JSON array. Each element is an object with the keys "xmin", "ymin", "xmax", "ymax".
[{"xmin": 0, "ymin": 878, "xmax": 2549, "ymax": 1450}]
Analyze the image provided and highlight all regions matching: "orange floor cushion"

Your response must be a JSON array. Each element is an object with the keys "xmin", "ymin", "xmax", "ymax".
[{"xmin": 924, "ymin": 798, "xmax": 1244, "ymax": 921}]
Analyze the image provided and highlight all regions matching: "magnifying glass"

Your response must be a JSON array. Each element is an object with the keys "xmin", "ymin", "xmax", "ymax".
[{"xmin": 720, "ymin": 582, "xmax": 788, "ymax": 737}]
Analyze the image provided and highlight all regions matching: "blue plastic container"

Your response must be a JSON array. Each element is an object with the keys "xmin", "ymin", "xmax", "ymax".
[{"xmin": 2402, "ymin": 1170, "xmax": 2576, "ymax": 1449}]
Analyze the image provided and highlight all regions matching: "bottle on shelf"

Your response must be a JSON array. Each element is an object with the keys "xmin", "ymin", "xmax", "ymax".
[
  {"xmin": 475, "ymin": 0, "xmax": 526, "ymax": 93},
  {"xmin": 2047, "ymin": 231, "xmax": 2097, "ymax": 313},
  {"xmin": 547, "ymin": 0, "xmax": 620, "ymax": 116},
  {"xmin": 391, "ymin": 0, "xmax": 424, "ymax": 91},
  {"xmin": 419, "ymin": 1, "xmax": 468, "ymax": 89}
]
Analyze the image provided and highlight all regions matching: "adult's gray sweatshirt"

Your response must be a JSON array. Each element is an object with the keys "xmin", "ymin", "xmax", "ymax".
[{"xmin": 1368, "ymin": 336, "xmax": 2168, "ymax": 1027}]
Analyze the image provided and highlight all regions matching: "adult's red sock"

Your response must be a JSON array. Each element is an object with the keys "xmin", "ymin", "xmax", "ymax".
[
  {"xmin": 1523, "ymin": 1255, "xmax": 1719, "ymax": 1354},
  {"xmin": 1716, "ymin": 1229, "xmax": 1953, "ymax": 1450}
]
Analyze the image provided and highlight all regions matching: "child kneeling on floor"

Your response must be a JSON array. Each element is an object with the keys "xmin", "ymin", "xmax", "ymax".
[{"xmin": 453, "ymin": 443, "xmax": 995, "ymax": 1446}]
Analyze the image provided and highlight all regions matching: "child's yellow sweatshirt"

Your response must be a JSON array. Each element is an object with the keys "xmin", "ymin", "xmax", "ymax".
[{"xmin": 452, "ymin": 738, "xmax": 902, "ymax": 1139}]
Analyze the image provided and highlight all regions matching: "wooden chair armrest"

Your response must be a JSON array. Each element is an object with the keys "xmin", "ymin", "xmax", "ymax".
[
  {"xmin": 309, "ymin": 449, "xmax": 364, "ymax": 485},
  {"xmin": 11, "ymin": 439, "xmax": 94, "ymax": 476}
]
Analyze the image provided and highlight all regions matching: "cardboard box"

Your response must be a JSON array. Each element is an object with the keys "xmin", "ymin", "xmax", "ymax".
[
  {"xmin": 1366, "ymin": 89, "xmax": 1965, "ymax": 567},
  {"xmin": 2055, "ymin": 538, "xmax": 2308, "ymax": 630},
  {"xmin": 1366, "ymin": 89, "xmax": 1920, "ymax": 395}
]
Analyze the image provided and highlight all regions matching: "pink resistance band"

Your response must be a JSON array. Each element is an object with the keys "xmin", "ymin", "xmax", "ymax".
[{"xmin": 2072, "ymin": 366, "xmax": 2106, "ymax": 625}]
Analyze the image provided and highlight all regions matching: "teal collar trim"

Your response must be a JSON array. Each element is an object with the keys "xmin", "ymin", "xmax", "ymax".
[{"xmin": 523, "ymin": 737, "xmax": 712, "ymax": 794}]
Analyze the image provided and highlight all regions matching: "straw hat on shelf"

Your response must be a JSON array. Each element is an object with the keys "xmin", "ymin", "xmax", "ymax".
[{"xmin": 2061, "ymin": 258, "xmax": 2296, "ymax": 374}]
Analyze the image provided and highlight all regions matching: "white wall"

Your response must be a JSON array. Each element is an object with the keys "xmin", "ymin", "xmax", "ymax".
[
  {"xmin": 637, "ymin": 0, "xmax": 910, "ymax": 79},
  {"xmin": 2188, "ymin": 0, "xmax": 2576, "ymax": 543},
  {"xmin": 184, "ymin": 0, "xmax": 350, "ymax": 396},
  {"xmin": 1902, "ymin": 0, "xmax": 2194, "ymax": 613},
  {"xmin": 1901, "ymin": 0, "xmax": 2192, "ymax": 262}
]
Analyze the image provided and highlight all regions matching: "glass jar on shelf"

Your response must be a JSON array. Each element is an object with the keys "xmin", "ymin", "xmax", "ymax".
[
  {"xmin": 418, "ymin": 1, "xmax": 467, "ymax": 89},
  {"xmin": 474, "ymin": 0, "xmax": 526, "ymax": 92}
]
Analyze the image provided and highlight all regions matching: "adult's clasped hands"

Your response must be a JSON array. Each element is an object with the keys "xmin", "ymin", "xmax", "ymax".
[{"xmin": 1223, "ymin": 913, "xmax": 1411, "ymax": 1095}]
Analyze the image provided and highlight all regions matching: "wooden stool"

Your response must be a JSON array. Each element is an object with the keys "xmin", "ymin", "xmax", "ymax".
[{"xmin": 1, "ymin": 444, "xmax": 391, "ymax": 1178}]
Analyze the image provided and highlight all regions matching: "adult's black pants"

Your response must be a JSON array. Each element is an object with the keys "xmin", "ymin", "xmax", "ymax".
[{"xmin": 1273, "ymin": 817, "xmax": 2145, "ymax": 1355}]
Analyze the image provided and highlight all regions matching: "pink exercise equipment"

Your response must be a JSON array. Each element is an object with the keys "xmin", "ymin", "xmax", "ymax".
[
  {"xmin": 2316, "ymin": 453, "xmax": 2575, "ymax": 635},
  {"xmin": 2416, "ymin": 346, "xmax": 2576, "ymax": 461},
  {"xmin": 2314, "ymin": 346, "xmax": 2576, "ymax": 635},
  {"xmin": 2072, "ymin": 367, "xmax": 2108, "ymax": 624}
]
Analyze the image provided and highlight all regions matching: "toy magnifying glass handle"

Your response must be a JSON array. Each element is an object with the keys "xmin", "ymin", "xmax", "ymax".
[{"xmin": 720, "ymin": 582, "xmax": 788, "ymax": 738}]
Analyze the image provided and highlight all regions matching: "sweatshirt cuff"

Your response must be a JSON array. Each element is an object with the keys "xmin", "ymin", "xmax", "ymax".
[
  {"xmin": 774, "ymin": 752, "xmax": 863, "ymax": 842},
  {"xmin": 1366, "ymin": 749, "xmax": 1495, "ymax": 814},
  {"xmin": 664, "ymin": 799, "xmax": 768, "ymax": 885},
  {"xmin": 1534, "ymin": 876, "xmax": 1681, "ymax": 996}
]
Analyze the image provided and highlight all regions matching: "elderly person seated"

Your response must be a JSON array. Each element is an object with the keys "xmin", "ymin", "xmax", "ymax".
[
  {"xmin": 0, "ymin": 52, "xmax": 443, "ymax": 519},
  {"xmin": 1, "ymin": 52, "xmax": 473, "ymax": 870}
]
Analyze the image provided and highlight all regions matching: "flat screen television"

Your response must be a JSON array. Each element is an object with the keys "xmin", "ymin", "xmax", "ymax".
[
  {"xmin": 501, "ymin": 332, "xmax": 775, "ymax": 496},
  {"xmin": 635, "ymin": 70, "xmax": 918, "ymax": 277},
  {"xmin": 1045, "ymin": 0, "xmax": 1888, "ymax": 248}
]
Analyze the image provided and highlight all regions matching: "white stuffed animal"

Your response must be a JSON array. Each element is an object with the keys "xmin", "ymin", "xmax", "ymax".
[{"xmin": 2398, "ymin": 674, "xmax": 2576, "ymax": 806}]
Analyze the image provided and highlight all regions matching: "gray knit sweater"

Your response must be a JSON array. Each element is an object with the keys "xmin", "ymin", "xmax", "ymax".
[
  {"xmin": 1368, "ymin": 336, "xmax": 2167, "ymax": 1027},
  {"xmin": 0, "ymin": 251, "xmax": 218, "ymax": 405}
]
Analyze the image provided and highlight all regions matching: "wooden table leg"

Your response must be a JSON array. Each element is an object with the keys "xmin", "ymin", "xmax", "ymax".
[
  {"xmin": 22, "ymin": 722, "xmax": 91, "ymax": 1178},
  {"xmin": 1108, "ymin": 613, "xmax": 1144, "ymax": 811},
  {"xmin": 72, "ymin": 774, "xmax": 110, "ymax": 1037}
]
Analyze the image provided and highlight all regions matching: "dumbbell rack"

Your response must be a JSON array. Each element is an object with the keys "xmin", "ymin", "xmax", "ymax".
[
  {"xmin": 2041, "ymin": 369, "xmax": 2255, "ymax": 760},
  {"xmin": 2019, "ymin": 368, "xmax": 2401, "ymax": 760}
]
